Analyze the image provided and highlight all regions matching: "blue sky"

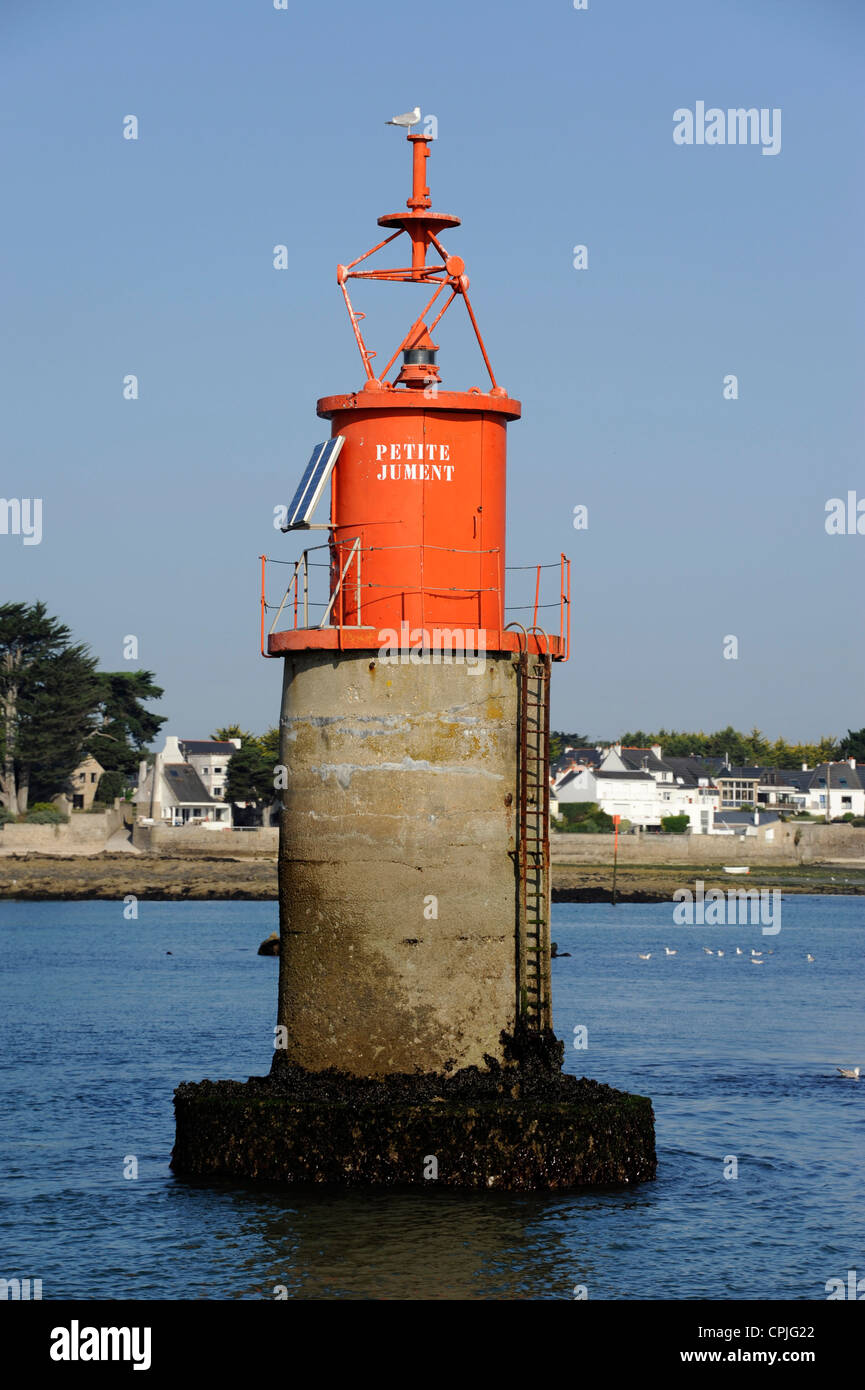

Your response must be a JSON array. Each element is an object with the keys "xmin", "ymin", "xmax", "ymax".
[{"xmin": 1, "ymin": 0, "xmax": 862, "ymax": 743}]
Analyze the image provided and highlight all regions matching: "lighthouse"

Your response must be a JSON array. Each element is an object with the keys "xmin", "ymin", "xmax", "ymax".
[
  {"xmin": 172, "ymin": 131, "xmax": 656, "ymax": 1189},
  {"xmin": 266, "ymin": 130, "xmax": 568, "ymax": 1076}
]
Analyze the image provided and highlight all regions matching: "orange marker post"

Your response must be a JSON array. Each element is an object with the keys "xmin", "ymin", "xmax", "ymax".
[{"xmin": 612, "ymin": 814, "xmax": 621, "ymax": 907}]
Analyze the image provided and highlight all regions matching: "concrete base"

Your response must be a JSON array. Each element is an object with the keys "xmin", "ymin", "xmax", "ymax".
[{"xmin": 171, "ymin": 1038, "xmax": 656, "ymax": 1191}]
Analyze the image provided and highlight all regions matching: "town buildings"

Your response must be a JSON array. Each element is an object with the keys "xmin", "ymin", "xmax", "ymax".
[{"xmin": 551, "ymin": 744, "xmax": 864, "ymax": 833}]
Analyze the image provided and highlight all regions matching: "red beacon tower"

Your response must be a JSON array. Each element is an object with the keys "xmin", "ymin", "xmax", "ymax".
[{"xmin": 262, "ymin": 130, "xmax": 571, "ymax": 1080}]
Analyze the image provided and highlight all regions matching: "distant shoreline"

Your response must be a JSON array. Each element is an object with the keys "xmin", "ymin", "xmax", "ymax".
[{"xmin": 1, "ymin": 854, "xmax": 863, "ymax": 903}]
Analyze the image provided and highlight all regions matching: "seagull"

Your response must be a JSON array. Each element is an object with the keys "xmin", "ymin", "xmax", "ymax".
[
  {"xmin": 638, "ymin": 952, "xmax": 652, "ymax": 960},
  {"xmin": 386, "ymin": 106, "xmax": 421, "ymax": 131},
  {"xmin": 751, "ymin": 949, "xmax": 762, "ymax": 956},
  {"xmin": 703, "ymin": 947, "xmax": 714, "ymax": 955},
  {"xmin": 664, "ymin": 947, "xmax": 677, "ymax": 956},
  {"xmin": 750, "ymin": 958, "xmax": 764, "ymax": 965},
  {"xmin": 735, "ymin": 947, "xmax": 743, "ymax": 955},
  {"xmin": 806, "ymin": 954, "xmax": 815, "ymax": 962},
  {"xmin": 837, "ymin": 1066, "xmax": 860, "ymax": 1079}
]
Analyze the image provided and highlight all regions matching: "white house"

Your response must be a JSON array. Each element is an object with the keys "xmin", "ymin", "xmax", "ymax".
[
  {"xmin": 552, "ymin": 744, "xmax": 720, "ymax": 832},
  {"xmin": 179, "ymin": 739, "xmax": 240, "ymax": 801},
  {"xmin": 134, "ymin": 735, "xmax": 233, "ymax": 827},
  {"xmin": 787, "ymin": 761, "xmax": 865, "ymax": 819}
]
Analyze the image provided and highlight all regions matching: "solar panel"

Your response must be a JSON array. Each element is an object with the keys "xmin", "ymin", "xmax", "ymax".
[{"xmin": 282, "ymin": 437, "xmax": 345, "ymax": 530}]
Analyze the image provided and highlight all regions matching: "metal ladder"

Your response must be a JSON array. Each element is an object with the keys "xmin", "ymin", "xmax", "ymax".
[{"xmin": 515, "ymin": 647, "xmax": 552, "ymax": 1030}]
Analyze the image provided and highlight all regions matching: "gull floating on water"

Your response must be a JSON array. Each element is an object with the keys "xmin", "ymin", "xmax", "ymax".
[
  {"xmin": 665, "ymin": 947, "xmax": 677, "ymax": 956},
  {"xmin": 750, "ymin": 958, "xmax": 764, "ymax": 965},
  {"xmin": 638, "ymin": 952, "xmax": 652, "ymax": 960},
  {"xmin": 735, "ymin": 948, "xmax": 743, "ymax": 955},
  {"xmin": 806, "ymin": 954, "xmax": 815, "ymax": 962},
  {"xmin": 837, "ymin": 1066, "xmax": 860, "ymax": 1079},
  {"xmin": 717, "ymin": 950, "xmax": 725, "ymax": 957},
  {"xmin": 703, "ymin": 947, "xmax": 714, "ymax": 955},
  {"xmin": 386, "ymin": 106, "xmax": 421, "ymax": 131},
  {"xmin": 751, "ymin": 950, "xmax": 762, "ymax": 956}
]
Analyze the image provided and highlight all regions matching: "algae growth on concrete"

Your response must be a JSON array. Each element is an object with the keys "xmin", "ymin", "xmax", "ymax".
[{"xmin": 172, "ymin": 1029, "xmax": 656, "ymax": 1190}]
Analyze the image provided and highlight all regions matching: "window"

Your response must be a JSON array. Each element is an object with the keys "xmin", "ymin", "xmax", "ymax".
[
  {"xmin": 91, "ymin": 773, "xmax": 97, "ymax": 783},
  {"xmin": 214, "ymin": 766, "xmax": 223, "ymax": 773}
]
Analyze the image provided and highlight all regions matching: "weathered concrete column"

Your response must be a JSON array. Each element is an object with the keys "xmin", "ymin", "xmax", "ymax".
[{"xmin": 275, "ymin": 649, "xmax": 520, "ymax": 1076}]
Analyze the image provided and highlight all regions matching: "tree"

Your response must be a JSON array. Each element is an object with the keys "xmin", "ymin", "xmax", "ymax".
[
  {"xmin": 86, "ymin": 671, "xmax": 166, "ymax": 782},
  {"xmin": 838, "ymin": 728, "xmax": 865, "ymax": 761},
  {"xmin": 550, "ymin": 731, "xmax": 592, "ymax": 760},
  {"xmin": 0, "ymin": 602, "xmax": 102, "ymax": 812},
  {"xmin": 257, "ymin": 727, "xmax": 280, "ymax": 763},
  {"xmin": 95, "ymin": 770, "xmax": 129, "ymax": 804},
  {"xmin": 224, "ymin": 740, "xmax": 272, "ymax": 811},
  {"xmin": 660, "ymin": 813, "xmax": 690, "ymax": 833}
]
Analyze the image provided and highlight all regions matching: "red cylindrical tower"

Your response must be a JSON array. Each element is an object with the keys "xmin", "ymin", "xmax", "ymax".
[{"xmin": 319, "ymin": 391, "xmax": 516, "ymax": 634}]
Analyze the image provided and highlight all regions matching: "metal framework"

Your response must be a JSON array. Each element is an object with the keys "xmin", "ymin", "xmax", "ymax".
[{"xmin": 335, "ymin": 133, "xmax": 505, "ymax": 392}]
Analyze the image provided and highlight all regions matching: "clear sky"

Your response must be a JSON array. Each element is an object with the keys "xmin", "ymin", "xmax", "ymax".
[{"xmin": 2, "ymin": 0, "xmax": 862, "ymax": 744}]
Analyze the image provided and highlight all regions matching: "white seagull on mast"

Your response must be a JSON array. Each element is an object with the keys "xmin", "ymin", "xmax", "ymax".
[{"xmin": 386, "ymin": 106, "xmax": 421, "ymax": 131}]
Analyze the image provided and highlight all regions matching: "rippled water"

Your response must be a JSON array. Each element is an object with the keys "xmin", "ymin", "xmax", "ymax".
[{"xmin": 0, "ymin": 896, "xmax": 862, "ymax": 1300}]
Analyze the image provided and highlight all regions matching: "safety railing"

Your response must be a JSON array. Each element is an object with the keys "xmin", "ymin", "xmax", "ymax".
[
  {"xmin": 504, "ymin": 554, "xmax": 571, "ymax": 661},
  {"xmin": 260, "ymin": 546, "xmax": 571, "ymax": 659}
]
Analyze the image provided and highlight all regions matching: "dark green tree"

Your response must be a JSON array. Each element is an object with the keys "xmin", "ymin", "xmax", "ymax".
[
  {"xmin": 550, "ymin": 731, "xmax": 592, "ymax": 760},
  {"xmin": 94, "ymin": 769, "xmax": 129, "ymax": 804},
  {"xmin": 86, "ymin": 671, "xmax": 166, "ymax": 782},
  {"xmin": 0, "ymin": 602, "xmax": 102, "ymax": 811},
  {"xmin": 224, "ymin": 740, "xmax": 272, "ymax": 812},
  {"xmin": 838, "ymin": 727, "xmax": 865, "ymax": 761}
]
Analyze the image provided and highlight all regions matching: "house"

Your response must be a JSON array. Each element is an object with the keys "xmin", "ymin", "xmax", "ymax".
[
  {"xmin": 134, "ymin": 735, "xmax": 232, "ymax": 827},
  {"xmin": 553, "ymin": 766, "xmax": 658, "ymax": 824},
  {"xmin": 178, "ymin": 739, "xmax": 240, "ymax": 801},
  {"xmin": 552, "ymin": 752, "xmax": 718, "ymax": 833},
  {"xmin": 597, "ymin": 745, "xmax": 719, "ymax": 832},
  {"xmin": 713, "ymin": 766, "xmax": 762, "ymax": 809},
  {"xmin": 753, "ymin": 768, "xmax": 802, "ymax": 810},
  {"xmin": 784, "ymin": 761, "xmax": 865, "ymax": 819},
  {"xmin": 69, "ymin": 754, "xmax": 105, "ymax": 811}
]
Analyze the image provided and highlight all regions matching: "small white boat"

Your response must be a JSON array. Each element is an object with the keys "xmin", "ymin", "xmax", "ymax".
[{"xmin": 724, "ymin": 866, "xmax": 750, "ymax": 875}]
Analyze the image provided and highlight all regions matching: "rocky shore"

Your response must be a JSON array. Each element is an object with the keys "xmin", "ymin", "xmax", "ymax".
[{"xmin": 1, "ymin": 852, "xmax": 864, "ymax": 902}]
